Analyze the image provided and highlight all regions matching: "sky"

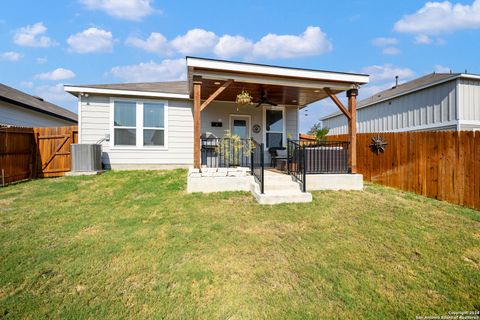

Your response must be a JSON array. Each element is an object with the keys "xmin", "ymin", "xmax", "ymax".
[{"xmin": 1, "ymin": 0, "xmax": 479, "ymax": 132}]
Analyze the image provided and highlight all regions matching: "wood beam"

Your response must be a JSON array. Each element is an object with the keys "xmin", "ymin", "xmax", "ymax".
[
  {"xmin": 200, "ymin": 79, "xmax": 233, "ymax": 111},
  {"xmin": 347, "ymin": 89, "xmax": 358, "ymax": 174},
  {"xmin": 193, "ymin": 76, "xmax": 202, "ymax": 169},
  {"xmin": 324, "ymin": 88, "xmax": 351, "ymax": 120}
]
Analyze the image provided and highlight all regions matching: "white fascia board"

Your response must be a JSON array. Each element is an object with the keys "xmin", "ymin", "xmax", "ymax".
[
  {"xmin": 187, "ymin": 57, "xmax": 369, "ymax": 84},
  {"xmin": 459, "ymin": 73, "xmax": 480, "ymax": 81},
  {"xmin": 64, "ymin": 85, "xmax": 190, "ymax": 99}
]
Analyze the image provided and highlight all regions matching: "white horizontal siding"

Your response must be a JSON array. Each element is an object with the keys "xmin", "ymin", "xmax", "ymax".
[
  {"xmin": 323, "ymin": 79, "xmax": 458, "ymax": 134},
  {"xmin": 79, "ymin": 95, "xmax": 193, "ymax": 167},
  {"xmin": 0, "ymin": 100, "xmax": 75, "ymax": 127}
]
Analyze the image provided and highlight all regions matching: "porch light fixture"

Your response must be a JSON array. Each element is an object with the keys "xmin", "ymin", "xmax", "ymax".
[
  {"xmin": 292, "ymin": 99, "xmax": 297, "ymax": 103},
  {"xmin": 314, "ymin": 89, "xmax": 320, "ymax": 93},
  {"xmin": 214, "ymin": 81, "xmax": 221, "ymax": 85},
  {"xmin": 236, "ymin": 90, "xmax": 253, "ymax": 105}
]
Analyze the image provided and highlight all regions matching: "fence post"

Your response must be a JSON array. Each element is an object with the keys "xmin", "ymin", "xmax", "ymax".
[
  {"xmin": 287, "ymin": 138, "xmax": 290, "ymax": 175},
  {"xmin": 250, "ymin": 138, "xmax": 254, "ymax": 174},
  {"xmin": 260, "ymin": 142, "xmax": 264, "ymax": 194},
  {"xmin": 302, "ymin": 145, "xmax": 307, "ymax": 192}
]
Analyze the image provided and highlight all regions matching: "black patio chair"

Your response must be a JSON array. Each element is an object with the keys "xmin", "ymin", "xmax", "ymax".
[{"xmin": 268, "ymin": 147, "xmax": 288, "ymax": 168}]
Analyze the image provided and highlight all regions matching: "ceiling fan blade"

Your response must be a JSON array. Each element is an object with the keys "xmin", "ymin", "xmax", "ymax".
[
  {"xmin": 255, "ymin": 102, "xmax": 262, "ymax": 108},
  {"xmin": 266, "ymin": 101, "xmax": 278, "ymax": 106}
]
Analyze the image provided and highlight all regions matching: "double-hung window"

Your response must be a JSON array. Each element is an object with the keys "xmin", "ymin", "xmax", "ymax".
[
  {"xmin": 113, "ymin": 101, "xmax": 136, "ymax": 146},
  {"xmin": 112, "ymin": 100, "xmax": 167, "ymax": 148},
  {"xmin": 265, "ymin": 108, "xmax": 284, "ymax": 149},
  {"xmin": 143, "ymin": 102, "xmax": 165, "ymax": 146}
]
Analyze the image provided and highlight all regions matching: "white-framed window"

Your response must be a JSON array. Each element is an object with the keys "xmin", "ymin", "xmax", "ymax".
[
  {"xmin": 110, "ymin": 98, "xmax": 168, "ymax": 149},
  {"xmin": 263, "ymin": 106, "xmax": 285, "ymax": 149}
]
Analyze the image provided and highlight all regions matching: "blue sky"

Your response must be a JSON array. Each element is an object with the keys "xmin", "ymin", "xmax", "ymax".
[{"xmin": 1, "ymin": 0, "xmax": 479, "ymax": 132}]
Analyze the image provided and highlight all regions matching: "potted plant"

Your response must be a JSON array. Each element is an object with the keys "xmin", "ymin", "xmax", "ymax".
[{"xmin": 216, "ymin": 130, "xmax": 254, "ymax": 167}]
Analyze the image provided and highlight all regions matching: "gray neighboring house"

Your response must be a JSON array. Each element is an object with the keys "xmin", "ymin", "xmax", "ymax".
[
  {"xmin": 0, "ymin": 83, "xmax": 77, "ymax": 127},
  {"xmin": 321, "ymin": 73, "xmax": 480, "ymax": 134}
]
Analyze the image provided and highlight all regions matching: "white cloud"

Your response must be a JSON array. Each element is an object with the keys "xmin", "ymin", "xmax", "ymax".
[
  {"xmin": 213, "ymin": 35, "xmax": 254, "ymax": 59},
  {"xmin": 1, "ymin": 51, "xmax": 22, "ymax": 61},
  {"xmin": 394, "ymin": 0, "xmax": 480, "ymax": 34},
  {"xmin": 253, "ymin": 26, "xmax": 332, "ymax": 59},
  {"xmin": 34, "ymin": 83, "xmax": 78, "ymax": 108},
  {"xmin": 434, "ymin": 64, "xmax": 451, "ymax": 73},
  {"xmin": 361, "ymin": 64, "xmax": 415, "ymax": 83},
  {"xmin": 371, "ymin": 37, "xmax": 399, "ymax": 46},
  {"xmin": 415, "ymin": 34, "xmax": 432, "ymax": 44},
  {"xmin": 35, "ymin": 68, "xmax": 76, "ymax": 81},
  {"xmin": 110, "ymin": 59, "xmax": 186, "ymax": 82},
  {"xmin": 382, "ymin": 47, "xmax": 401, "ymax": 55},
  {"xmin": 125, "ymin": 32, "xmax": 170, "ymax": 55},
  {"xmin": 67, "ymin": 28, "xmax": 114, "ymax": 53},
  {"xmin": 36, "ymin": 57, "xmax": 48, "ymax": 64},
  {"xmin": 128, "ymin": 26, "xmax": 333, "ymax": 60},
  {"xmin": 13, "ymin": 22, "xmax": 56, "ymax": 47},
  {"xmin": 79, "ymin": 0, "xmax": 156, "ymax": 21},
  {"xmin": 170, "ymin": 29, "xmax": 218, "ymax": 55}
]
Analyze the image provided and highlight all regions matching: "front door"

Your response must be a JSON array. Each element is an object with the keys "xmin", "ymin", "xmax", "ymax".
[{"xmin": 230, "ymin": 115, "xmax": 250, "ymax": 139}]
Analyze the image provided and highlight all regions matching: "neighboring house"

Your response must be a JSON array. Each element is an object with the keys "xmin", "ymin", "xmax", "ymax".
[
  {"xmin": 65, "ymin": 57, "xmax": 368, "ymax": 171},
  {"xmin": 0, "ymin": 83, "xmax": 77, "ymax": 127},
  {"xmin": 321, "ymin": 72, "xmax": 480, "ymax": 134}
]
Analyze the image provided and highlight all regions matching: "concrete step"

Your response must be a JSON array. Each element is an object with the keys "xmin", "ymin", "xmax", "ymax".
[
  {"xmin": 263, "ymin": 181, "xmax": 303, "ymax": 192},
  {"xmin": 249, "ymin": 181, "xmax": 312, "ymax": 205}
]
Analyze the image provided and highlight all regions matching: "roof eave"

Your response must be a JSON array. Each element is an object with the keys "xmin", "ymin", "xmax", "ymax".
[{"xmin": 64, "ymin": 85, "xmax": 190, "ymax": 99}]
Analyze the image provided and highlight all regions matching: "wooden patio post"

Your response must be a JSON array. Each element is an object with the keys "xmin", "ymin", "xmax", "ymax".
[
  {"xmin": 193, "ymin": 76, "xmax": 202, "ymax": 169},
  {"xmin": 347, "ymin": 89, "xmax": 358, "ymax": 174}
]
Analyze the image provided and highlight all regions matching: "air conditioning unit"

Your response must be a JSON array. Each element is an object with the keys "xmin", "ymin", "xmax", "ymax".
[{"xmin": 71, "ymin": 144, "xmax": 102, "ymax": 172}]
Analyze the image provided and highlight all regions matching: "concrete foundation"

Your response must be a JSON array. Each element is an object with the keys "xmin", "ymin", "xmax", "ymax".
[
  {"xmin": 186, "ymin": 167, "xmax": 253, "ymax": 193},
  {"xmin": 65, "ymin": 170, "xmax": 104, "ymax": 176},
  {"xmin": 306, "ymin": 174, "xmax": 363, "ymax": 191}
]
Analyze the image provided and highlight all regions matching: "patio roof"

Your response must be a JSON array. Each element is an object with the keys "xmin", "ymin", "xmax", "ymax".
[{"xmin": 186, "ymin": 56, "xmax": 369, "ymax": 108}]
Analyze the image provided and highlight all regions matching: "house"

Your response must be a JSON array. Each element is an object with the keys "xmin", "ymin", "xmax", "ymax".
[
  {"xmin": 65, "ymin": 57, "xmax": 368, "ymax": 203},
  {"xmin": 321, "ymin": 72, "xmax": 480, "ymax": 134},
  {"xmin": 0, "ymin": 83, "xmax": 77, "ymax": 127}
]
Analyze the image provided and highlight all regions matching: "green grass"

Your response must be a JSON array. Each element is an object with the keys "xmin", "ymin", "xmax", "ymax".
[{"xmin": 0, "ymin": 169, "xmax": 479, "ymax": 319}]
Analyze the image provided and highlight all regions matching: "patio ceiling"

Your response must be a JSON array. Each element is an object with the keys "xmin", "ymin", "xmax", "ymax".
[{"xmin": 187, "ymin": 57, "xmax": 369, "ymax": 108}]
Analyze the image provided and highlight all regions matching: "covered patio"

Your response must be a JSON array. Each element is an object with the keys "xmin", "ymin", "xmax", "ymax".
[{"xmin": 186, "ymin": 57, "xmax": 369, "ymax": 200}]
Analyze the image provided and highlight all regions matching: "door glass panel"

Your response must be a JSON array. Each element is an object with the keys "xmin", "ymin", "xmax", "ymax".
[
  {"xmin": 266, "ymin": 132, "xmax": 283, "ymax": 148},
  {"xmin": 232, "ymin": 119, "xmax": 247, "ymax": 139},
  {"xmin": 266, "ymin": 109, "xmax": 283, "ymax": 131}
]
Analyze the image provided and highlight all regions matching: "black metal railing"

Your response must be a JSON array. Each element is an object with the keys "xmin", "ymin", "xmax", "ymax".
[
  {"xmin": 287, "ymin": 139, "xmax": 306, "ymax": 192},
  {"xmin": 301, "ymin": 140, "xmax": 350, "ymax": 174},
  {"xmin": 251, "ymin": 139, "xmax": 264, "ymax": 194},
  {"xmin": 201, "ymin": 138, "xmax": 251, "ymax": 168}
]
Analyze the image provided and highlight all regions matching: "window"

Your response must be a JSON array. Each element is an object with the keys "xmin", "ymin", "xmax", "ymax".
[
  {"xmin": 114, "ymin": 101, "xmax": 136, "ymax": 146},
  {"xmin": 111, "ymin": 99, "xmax": 168, "ymax": 148},
  {"xmin": 143, "ymin": 103, "xmax": 165, "ymax": 146},
  {"xmin": 265, "ymin": 108, "xmax": 284, "ymax": 148}
]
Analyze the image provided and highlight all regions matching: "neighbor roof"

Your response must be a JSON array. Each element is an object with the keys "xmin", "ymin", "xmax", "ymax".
[
  {"xmin": 320, "ymin": 72, "xmax": 470, "ymax": 121},
  {"xmin": 0, "ymin": 83, "xmax": 77, "ymax": 123}
]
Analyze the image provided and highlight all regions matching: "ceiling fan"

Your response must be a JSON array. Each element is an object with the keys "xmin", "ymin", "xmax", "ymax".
[{"xmin": 255, "ymin": 91, "xmax": 277, "ymax": 108}]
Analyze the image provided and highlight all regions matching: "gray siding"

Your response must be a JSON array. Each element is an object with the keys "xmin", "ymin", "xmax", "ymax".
[
  {"xmin": 0, "ymin": 100, "xmax": 75, "ymax": 127},
  {"xmin": 458, "ymin": 79, "xmax": 480, "ymax": 121},
  {"xmin": 323, "ymin": 80, "xmax": 458, "ymax": 134},
  {"xmin": 79, "ymin": 95, "xmax": 193, "ymax": 168}
]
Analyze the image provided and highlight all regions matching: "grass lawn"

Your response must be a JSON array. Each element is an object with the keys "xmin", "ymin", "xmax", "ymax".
[{"xmin": 0, "ymin": 169, "xmax": 479, "ymax": 319}]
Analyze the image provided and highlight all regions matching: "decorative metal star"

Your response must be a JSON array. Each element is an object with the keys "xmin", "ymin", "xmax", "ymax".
[{"xmin": 369, "ymin": 135, "xmax": 388, "ymax": 154}]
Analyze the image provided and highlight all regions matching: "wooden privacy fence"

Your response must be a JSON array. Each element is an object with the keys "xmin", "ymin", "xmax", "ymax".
[
  {"xmin": 0, "ymin": 126, "xmax": 78, "ymax": 185},
  {"xmin": 327, "ymin": 131, "xmax": 480, "ymax": 211}
]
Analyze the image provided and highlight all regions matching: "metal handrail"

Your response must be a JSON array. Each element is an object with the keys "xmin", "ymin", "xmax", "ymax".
[
  {"xmin": 251, "ymin": 138, "xmax": 264, "ymax": 194},
  {"xmin": 287, "ymin": 139, "xmax": 306, "ymax": 192}
]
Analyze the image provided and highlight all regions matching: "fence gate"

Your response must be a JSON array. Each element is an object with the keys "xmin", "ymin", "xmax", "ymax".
[{"xmin": 34, "ymin": 126, "xmax": 78, "ymax": 178}]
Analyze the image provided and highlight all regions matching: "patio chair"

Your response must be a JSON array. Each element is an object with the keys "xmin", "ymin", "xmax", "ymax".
[{"xmin": 268, "ymin": 147, "xmax": 288, "ymax": 168}]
